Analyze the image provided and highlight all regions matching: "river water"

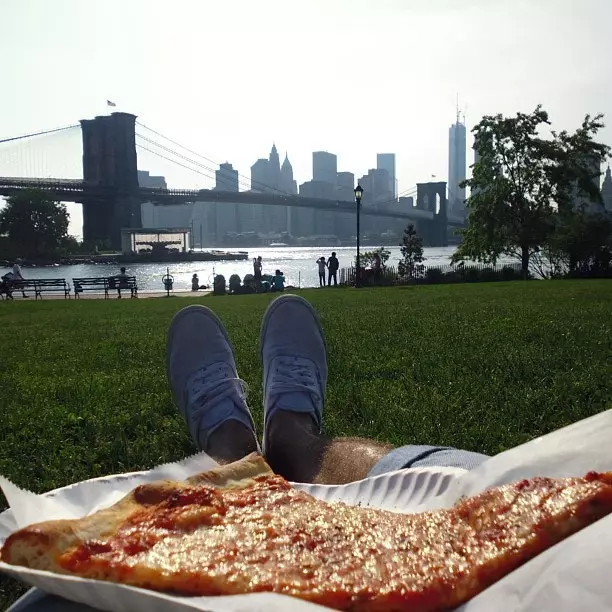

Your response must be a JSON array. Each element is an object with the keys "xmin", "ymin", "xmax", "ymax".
[{"xmin": 4, "ymin": 246, "xmax": 481, "ymax": 291}]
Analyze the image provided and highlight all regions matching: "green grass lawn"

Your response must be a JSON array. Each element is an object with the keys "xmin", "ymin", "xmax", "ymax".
[{"xmin": 1, "ymin": 280, "xmax": 612, "ymax": 606}]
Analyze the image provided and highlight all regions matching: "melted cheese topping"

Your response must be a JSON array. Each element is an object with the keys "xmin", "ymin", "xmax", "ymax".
[{"xmin": 57, "ymin": 472, "xmax": 612, "ymax": 611}]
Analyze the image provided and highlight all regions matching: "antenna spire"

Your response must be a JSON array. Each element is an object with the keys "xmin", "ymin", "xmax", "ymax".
[{"xmin": 456, "ymin": 93, "xmax": 459, "ymax": 124}]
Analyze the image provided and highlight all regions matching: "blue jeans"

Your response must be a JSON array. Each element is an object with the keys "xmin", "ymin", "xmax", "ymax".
[{"xmin": 368, "ymin": 444, "xmax": 488, "ymax": 477}]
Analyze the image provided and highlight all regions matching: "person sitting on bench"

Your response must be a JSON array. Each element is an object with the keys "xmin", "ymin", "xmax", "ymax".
[{"xmin": 108, "ymin": 267, "xmax": 131, "ymax": 298}]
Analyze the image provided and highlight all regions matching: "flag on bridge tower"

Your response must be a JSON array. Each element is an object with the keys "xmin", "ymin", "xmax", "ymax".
[{"xmin": 107, "ymin": 100, "xmax": 116, "ymax": 107}]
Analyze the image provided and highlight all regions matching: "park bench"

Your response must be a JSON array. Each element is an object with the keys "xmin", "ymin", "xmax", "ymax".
[
  {"xmin": 73, "ymin": 277, "xmax": 111, "ymax": 299},
  {"xmin": 12, "ymin": 279, "xmax": 71, "ymax": 300},
  {"xmin": 33, "ymin": 279, "xmax": 71, "ymax": 299},
  {"xmin": 74, "ymin": 276, "xmax": 138, "ymax": 299},
  {"xmin": 1, "ymin": 279, "xmax": 69, "ymax": 300},
  {"xmin": 106, "ymin": 276, "xmax": 139, "ymax": 298},
  {"xmin": 0, "ymin": 279, "xmax": 35, "ymax": 300}
]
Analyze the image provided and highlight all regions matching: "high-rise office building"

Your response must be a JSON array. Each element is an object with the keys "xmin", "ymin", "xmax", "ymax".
[
  {"xmin": 251, "ymin": 158, "xmax": 270, "ymax": 193},
  {"xmin": 335, "ymin": 172, "xmax": 355, "ymax": 239},
  {"xmin": 280, "ymin": 154, "xmax": 298, "ymax": 235},
  {"xmin": 357, "ymin": 168, "xmax": 392, "ymax": 234},
  {"xmin": 602, "ymin": 166, "xmax": 612, "ymax": 212},
  {"xmin": 138, "ymin": 170, "xmax": 167, "ymax": 189},
  {"xmin": 279, "ymin": 154, "xmax": 298, "ymax": 194},
  {"xmin": 215, "ymin": 162, "xmax": 239, "ymax": 192},
  {"xmin": 249, "ymin": 146, "xmax": 297, "ymax": 235},
  {"xmin": 448, "ymin": 114, "xmax": 467, "ymax": 217},
  {"xmin": 313, "ymin": 151, "xmax": 338, "ymax": 186},
  {"xmin": 212, "ymin": 163, "xmax": 240, "ymax": 240},
  {"xmin": 376, "ymin": 154, "xmax": 396, "ymax": 198},
  {"xmin": 268, "ymin": 144, "xmax": 281, "ymax": 191}
]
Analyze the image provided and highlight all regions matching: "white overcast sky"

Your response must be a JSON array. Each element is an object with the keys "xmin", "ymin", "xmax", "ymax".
[{"xmin": 1, "ymin": 0, "xmax": 611, "ymax": 236}]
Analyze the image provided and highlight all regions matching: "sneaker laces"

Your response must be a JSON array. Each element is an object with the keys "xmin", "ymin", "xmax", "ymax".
[
  {"xmin": 185, "ymin": 363, "xmax": 250, "ymax": 431},
  {"xmin": 269, "ymin": 356, "xmax": 322, "ymax": 402}
]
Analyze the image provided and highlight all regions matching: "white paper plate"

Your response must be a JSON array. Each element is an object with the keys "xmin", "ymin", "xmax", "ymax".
[{"xmin": 0, "ymin": 465, "xmax": 465, "ymax": 612}]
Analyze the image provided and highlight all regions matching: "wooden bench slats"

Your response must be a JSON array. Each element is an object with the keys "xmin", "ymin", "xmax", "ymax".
[
  {"xmin": 2, "ymin": 276, "xmax": 139, "ymax": 300},
  {"xmin": 0, "ymin": 279, "xmax": 70, "ymax": 300},
  {"xmin": 73, "ymin": 276, "xmax": 138, "ymax": 299}
]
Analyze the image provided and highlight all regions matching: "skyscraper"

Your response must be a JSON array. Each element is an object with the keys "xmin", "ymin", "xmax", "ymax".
[
  {"xmin": 268, "ymin": 144, "xmax": 281, "ymax": 191},
  {"xmin": 336, "ymin": 172, "xmax": 355, "ymax": 239},
  {"xmin": 249, "ymin": 146, "xmax": 296, "ymax": 235},
  {"xmin": 313, "ymin": 151, "xmax": 338, "ymax": 186},
  {"xmin": 279, "ymin": 153, "xmax": 298, "ymax": 194},
  {"xmin": 602, "ymin": 166, "xmax": 612, "ymax": 212},
  {"xmin": 251, "ymin": 158, "xmax": 270, "ymax": 192},
  {"xmin": 215, "ymin": 162, "xmax": 239, "ymax": 192},
  {"xmin": 376, "ymin": 154, "xmax": 396, "ymax": 198},
  {"xmin": 448, "ymin": 114, "xmax": 467, "ymax": 217}
]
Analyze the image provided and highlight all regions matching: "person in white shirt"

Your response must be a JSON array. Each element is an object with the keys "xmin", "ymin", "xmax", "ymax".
[
  {"xmin": 317, "ymin": 257, "xmax": 327, "ymax": 287},
  {"xmin": 8, "ymin": 261, "xmax": 29, "ymax": 298}
]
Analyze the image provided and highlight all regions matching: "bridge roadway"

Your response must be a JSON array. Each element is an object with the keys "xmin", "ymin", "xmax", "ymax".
[{"xmin": 0, "ymin": 176, "xmax": 465, "ymax": 226}]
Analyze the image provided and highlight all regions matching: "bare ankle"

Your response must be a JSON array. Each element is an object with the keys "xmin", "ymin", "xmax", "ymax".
[
  {"xmin": 205, "ymin": 420, "xmax": 258, "ymax": 465},
  {"xmin": 265, "ymin": 411, "xmax": 324, "ymax": 483}
]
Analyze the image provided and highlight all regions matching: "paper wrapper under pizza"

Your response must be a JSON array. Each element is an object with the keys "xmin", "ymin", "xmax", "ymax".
[{"xmin": 1, "ymin": 410, "xmax": 612, "ymax": 611}]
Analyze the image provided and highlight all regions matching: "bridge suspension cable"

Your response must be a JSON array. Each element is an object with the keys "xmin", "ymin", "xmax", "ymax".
[
  {"xmin": 135, "ymin": 133, "xmax": 251, "ymax": 191},
  {"xmin": 136, "ymin": 122, "xmax": 426, "ymax": 209},
  {"xmin": 0, "ymin": 124, "xmax": 79, "ymax": 145},
  {"xmin": 135, "ymin": 122, "xmax": 298, "ymax": 197},
  {"xmin": 135, "ymin": 143, "xmax": 220, "ymax": 184},
  {"xmin": 135, "ymin": 133, "xmax": 319, "ymax": 207}
]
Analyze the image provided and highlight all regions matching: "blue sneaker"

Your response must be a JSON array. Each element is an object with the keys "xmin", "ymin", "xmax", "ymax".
[
  {"xmin": 166, "ymin": 305, "xmax": 259, "ymax": 452},
  {"xmin": 260, "ymin": 294, "xmax": 328, "ymax": 453}
]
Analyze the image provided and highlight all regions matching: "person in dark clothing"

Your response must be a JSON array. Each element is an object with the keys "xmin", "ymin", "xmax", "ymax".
[
  {"xmin": 253, "ymin": 256, "xmax": 263, "ymax": 290},
  {"xmin": 327, "ymin": 252, "xmax": 339, "ymax": 287}
]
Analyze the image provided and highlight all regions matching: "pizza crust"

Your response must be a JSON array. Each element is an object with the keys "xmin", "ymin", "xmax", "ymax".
[{"xmin": 0, "ymin": 452, "xmax": 270, "ymax": 574}]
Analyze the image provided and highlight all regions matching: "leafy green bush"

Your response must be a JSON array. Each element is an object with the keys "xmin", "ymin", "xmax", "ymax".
[
  {"xmin": 425, "ymin": 267, "xmax": 444, "ymax": 283},
  {"xmin": 229, "ymin": 274, "xmax": 242, "ymax": 293}
]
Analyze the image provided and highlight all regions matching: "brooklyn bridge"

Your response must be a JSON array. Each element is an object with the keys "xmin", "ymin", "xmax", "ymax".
[{"xmin": 0, "ymin": 112, "xmax": 466, "ymax": 249}]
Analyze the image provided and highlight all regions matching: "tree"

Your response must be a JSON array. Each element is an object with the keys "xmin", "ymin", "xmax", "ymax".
[
  {"xmin": 355, "ymin": 247, "xmax": 390, "ymax": 269},
  {"xmin": 0, "ymin": 189, "xmax": 69, "ymax": 260},
  {"xmin": 452, "ymin": 106, "xmax": 610, "ymax": 279},
  {"xmin": 544, "ymin": 211, "xmax": 612, "ymax": 277},
  {"xmin": 398, "ymin": 224, "xmax": 425, "ymax": 279}
]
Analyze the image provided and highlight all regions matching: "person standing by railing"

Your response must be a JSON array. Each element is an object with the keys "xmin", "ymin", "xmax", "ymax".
[
  {"xmin": 317, "ymin": 257, "xmax": 327, "ymax": 287},
  {"xmin": 327, "ymin": 252, "xmax": 339, "ymax": 287}
]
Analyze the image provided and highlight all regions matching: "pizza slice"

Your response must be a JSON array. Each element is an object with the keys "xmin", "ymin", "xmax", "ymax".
[{"xmin": 3, "ymin": 453, "xmax": 612, "ymax": 612}]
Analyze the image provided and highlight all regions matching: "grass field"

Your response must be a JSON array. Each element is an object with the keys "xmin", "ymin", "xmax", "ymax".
[{"xmin": 1, "ymin": 280, "xmax": 612, "ymax": 607}]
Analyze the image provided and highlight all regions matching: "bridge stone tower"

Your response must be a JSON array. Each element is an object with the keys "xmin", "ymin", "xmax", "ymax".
[
  {"xmin": 80, "ymin": 112, "xmax": 141, "ymax": 249},
  {"xmin": 415, "ymin": 181, "xmax": 448, "ymax": 246}
]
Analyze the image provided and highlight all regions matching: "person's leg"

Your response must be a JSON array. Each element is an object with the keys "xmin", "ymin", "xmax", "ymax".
[
  {"xmin": 16, "ymin": 280, "xmax": 28, "ymax": 298},
  {"xmin": 266, "ymin": 411, "xmax": 393, "ymax": 484},
  {"xmin": 366, "ymin": 445, "xmax": 488, "ymax": 478},
  {"xmin": 260, "ymin": 294, "xmax": 393, "ymax": 485},
  {"xmin": 260, "ymin": 294, "xmax": 489, "ymax": 484},
  {"xmin": 332, "ymin": 271, "xmax": 337, "ymax": 286},
  {"xmin": 166, "ymin": 305, "xmax": 259, "ymax": 464}
]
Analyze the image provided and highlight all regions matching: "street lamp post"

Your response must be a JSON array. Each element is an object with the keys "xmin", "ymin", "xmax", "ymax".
[{"xmin": 354, "ymin": 184, "xmax": 363, "ymax": 288}]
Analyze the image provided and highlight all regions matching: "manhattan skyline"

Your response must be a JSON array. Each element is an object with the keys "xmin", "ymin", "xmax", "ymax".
[{"xmin": 1, "ymin": 0, "xmax": 612, "ymax": 237}]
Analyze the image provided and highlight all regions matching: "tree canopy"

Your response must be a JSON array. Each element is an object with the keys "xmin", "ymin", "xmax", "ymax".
[
  {"xmin": 452, "ymin": 106, "xmax": 610, "ymax": 278},
  {"xmin": 398, "ymin": 223, "xmax": 425, "ymax": 279},
  {"xmin": 0, "ymin": 189, "xmax": 70, "ymax": 260}
]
